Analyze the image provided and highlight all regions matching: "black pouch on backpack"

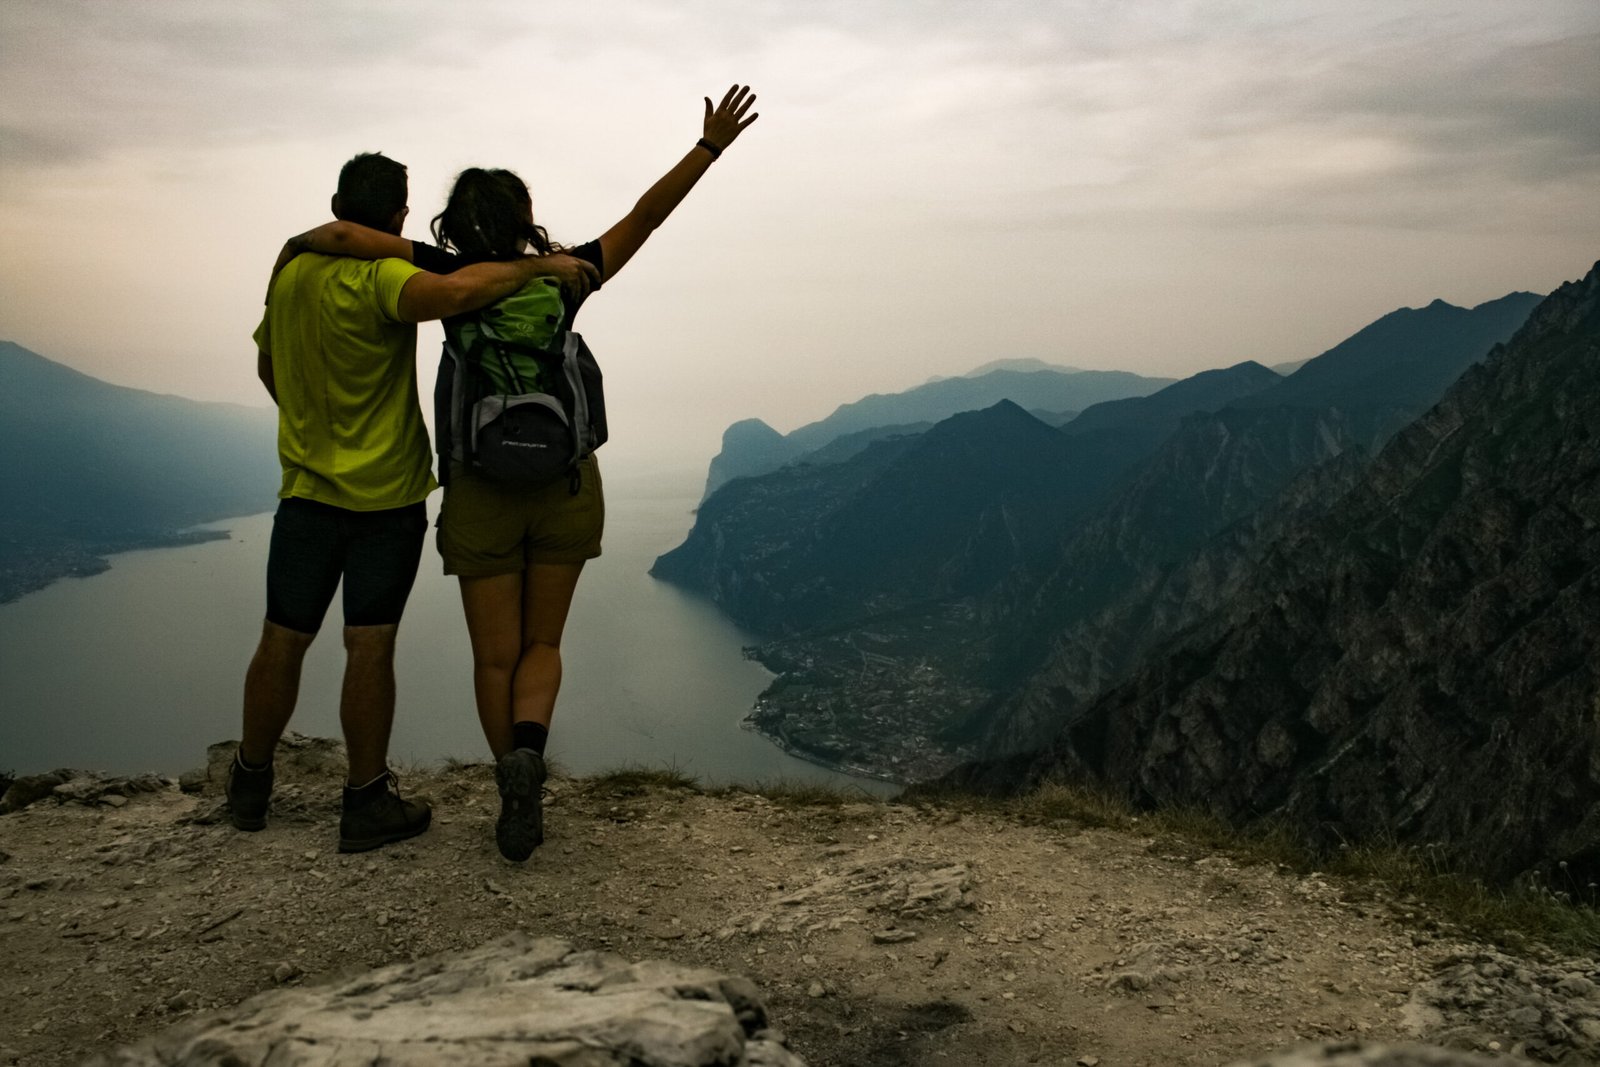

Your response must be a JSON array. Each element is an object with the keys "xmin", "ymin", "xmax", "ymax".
[{"xmin": 443, "ymin": 319, "xmax": 607, "ymax": 492}]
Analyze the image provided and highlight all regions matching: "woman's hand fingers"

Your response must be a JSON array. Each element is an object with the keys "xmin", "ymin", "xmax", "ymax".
[{"xmin": 703, "ymin": 84, "xmax": 760, "ymax": 149}]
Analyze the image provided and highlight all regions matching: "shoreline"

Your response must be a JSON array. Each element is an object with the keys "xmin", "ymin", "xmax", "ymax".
[
  {"xmin": 736, "ymin": 715, "xmax": 907, "ymax": 791},
  {"xmin": 0, "ymin": 527, "xmax": 234, "ymax": 605}
]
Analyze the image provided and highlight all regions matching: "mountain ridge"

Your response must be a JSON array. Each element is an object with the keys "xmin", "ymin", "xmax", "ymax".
[
  {"xmin": 700, "ymin": 365, "xmax": 1177, "ymax": 499},
  {"xmin": 658, "ymin": 289, "xmax": 1550, "ymax": 806},
  {"xmin": 0, "ymin": 341, "xmax": 281, "ymax": 601},
  {"xmin": 953, "ymin": 266, "xmax": 1600, "ymax": 884}
]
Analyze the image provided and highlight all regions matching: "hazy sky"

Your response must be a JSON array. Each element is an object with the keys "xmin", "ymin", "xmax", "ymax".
[{"xmin": 2, "ymin": 1, "xmax": 1596, "ymax": 473}]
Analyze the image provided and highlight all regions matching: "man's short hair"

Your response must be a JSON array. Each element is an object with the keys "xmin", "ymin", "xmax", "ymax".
[{"xmin": 335, "ymin": 152, "xmax": 408, "ymax": 229}]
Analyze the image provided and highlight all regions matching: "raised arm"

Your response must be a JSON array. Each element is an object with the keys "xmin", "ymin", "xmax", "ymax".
[
  {"xmin": 597, "ymin": 84, "xmax": 759, "ymax": 282},
  {"xmin": 396, "ymin": 257, "xmax": 557, "ymax": 323}
]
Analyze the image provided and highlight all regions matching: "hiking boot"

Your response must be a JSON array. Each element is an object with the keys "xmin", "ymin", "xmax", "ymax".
[
  {"xmin": 495, "ymin": 748, "xmax": 547, "ymax": 862},
  {"xmin": 338, "ymin": 772, "xmax": 432, "ymax": 853},
  {"xmin": 225, "ymin": 753, "xmax": 273, "ymax": 832}
]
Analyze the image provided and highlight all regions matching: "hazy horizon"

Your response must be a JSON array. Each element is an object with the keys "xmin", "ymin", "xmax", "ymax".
[{"xmin": 3, "ymin": 1, "xmax": 1597, "ymax": 471}]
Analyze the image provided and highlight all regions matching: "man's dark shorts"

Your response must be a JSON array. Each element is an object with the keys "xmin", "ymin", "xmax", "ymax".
[{"xmin": 265, "ymin": 497, "xmax": 428, "ymax": 634}]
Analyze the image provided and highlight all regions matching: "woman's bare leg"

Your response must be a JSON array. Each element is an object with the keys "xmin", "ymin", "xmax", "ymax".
[
  {"xmin": 458, "ymin": 572, "xmax": 524, "ymax": 759},
  {"xmin": 512, "ymin": 562, "xmax": 585, "ymax": 733},
  {"xmin": 459, "ymin": 563, "xmax": 585, "ymax": 760}
]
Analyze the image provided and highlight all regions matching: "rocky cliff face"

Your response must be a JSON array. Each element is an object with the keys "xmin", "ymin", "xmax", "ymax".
[
  {"xmin": 982, "ymin": 264, "xmax": 1600, "ymax": 884},
  {"xmin": 968, "ymin": 294, "xmax": 1545, "ymax": 755},
  {"xmin": 975, "ymin": 413, "xmax": 1373, "ymax": 753}
]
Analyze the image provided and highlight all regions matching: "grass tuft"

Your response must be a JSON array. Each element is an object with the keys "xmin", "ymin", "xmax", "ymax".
[
  {"xmin": 584, "ymin": 764, "xmax": 701, "ymax": 796},
  {"xmin": 1321, "ymin": 840, "xmax": 1600, "ymax": 955},
  {"xmin": 908, "ymin": 776, "xmax": 1600, "ymax": 956},
  {"xmin": 709, "ymin": 778, "xmax": 887, "ymax": 809}
]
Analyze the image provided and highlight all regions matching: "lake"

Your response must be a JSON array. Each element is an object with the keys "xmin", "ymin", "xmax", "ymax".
[{"xmin": 0, "ymin": 467, "xmax": 892, "ymax": 795}]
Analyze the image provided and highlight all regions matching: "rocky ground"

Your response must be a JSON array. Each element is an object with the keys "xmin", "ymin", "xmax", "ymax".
[{"xmin": 1, "ymin": 736, "xmax": 1596, "ymax": 1066}]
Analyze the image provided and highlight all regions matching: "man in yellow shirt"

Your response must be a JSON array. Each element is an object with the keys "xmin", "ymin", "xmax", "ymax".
[{"xmin": 229, "ymin": 153, "xmax": 596, "ymax": 852}]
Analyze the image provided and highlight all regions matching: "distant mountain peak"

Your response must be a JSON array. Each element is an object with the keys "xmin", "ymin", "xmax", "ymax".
[
  {"xmin": 962, "ymin": 358, "xmax": 1083, "ymax": 377},
  {"xmin": 922, "ymin": 398, "xmax": 1048, "ymax": 438}
]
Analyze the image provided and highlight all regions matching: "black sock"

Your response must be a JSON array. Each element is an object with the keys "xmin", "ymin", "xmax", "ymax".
[
  {"xmin": 512, "ymin": 721, "xmax": 549, "ymax": 756},
  {"xmin": 236, "ymin": 749, "xmax": 271, "ymax": 773},
  {"xmin": 342, "ymin": 771, "xmax": 389, "ymax": 811}
]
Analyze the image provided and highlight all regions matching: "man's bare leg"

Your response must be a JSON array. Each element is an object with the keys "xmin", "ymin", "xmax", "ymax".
[
  {"xmin": 340, "ymin": 624, "xmax": 399, "ymax": 785},
  {"xmin": 241, "ymin": 619, "xmax": 317, "ymax": 765}
]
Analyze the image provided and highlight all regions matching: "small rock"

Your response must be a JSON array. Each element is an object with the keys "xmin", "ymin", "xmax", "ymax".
[
  {"xmin": 165, "ymin": 990, "xmax": 197, "ymax": 1013},
  {"xmin": 183, "ymin": 800, "xmax": 230, "ymax": 826},
  {"xmin": 807, "ymin": 982, "xmax": 826, "ymax": 998},
  {"xmin": 873, "ymin": 929, "xmax": 918, "ymax": 944},
  {"xmin": 1557, "ymin": 974, "xmax": 1598, "ymax": 999},
  {"xmin": 273, "ymin": 962, "xmax": 301, "ymax": 984},
  {"xmin": 0, "ymin": 770, "xmax": 72, "ymax": 813},
  {"xmin": 178, "ymin": 768, "xmax": 208, "ymax": 794},
  {"xmin": 100, "ymin": 795, "xmax": 128, "ymax": 809},
  {"xmin": 1077, "ymin": 1057, "xmax": 1101, "ymax": 1067},
  {"xmin": 1110, "ymin": 971, "xmax": 1152, "ymax": 993},
  {"xmin": 1506, "ymin": 1005, "xmax": 1541, "ymax": 1026}
]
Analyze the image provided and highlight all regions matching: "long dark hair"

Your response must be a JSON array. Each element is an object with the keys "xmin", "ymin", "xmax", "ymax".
[{"xmin": 430, "ymin": 167, "xmax": 563, "ymax": 262}]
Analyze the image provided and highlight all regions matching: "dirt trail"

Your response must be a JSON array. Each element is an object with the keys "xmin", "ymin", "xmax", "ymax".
[{"xmin": 1, "ymin": 741, "xmax": 1595, "ymax": 1066}]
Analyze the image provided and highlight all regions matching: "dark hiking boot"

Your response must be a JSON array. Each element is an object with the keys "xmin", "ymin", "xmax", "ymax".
[
  {"xmin": 338, "ymin": 773, "xmax": 432, "ymax": 853},
  {"xmin": 495, "ymin": 748, "xmax": 547, "ymax": 862},
  {"xmin": 225, "ymin": 753, "xmax": 273, "ymax": 832}
]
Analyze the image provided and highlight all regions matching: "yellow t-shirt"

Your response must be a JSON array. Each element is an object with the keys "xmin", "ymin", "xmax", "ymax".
[{"xmin": 252, "ymin": 255, "xmax": 439, "ymax": 511}]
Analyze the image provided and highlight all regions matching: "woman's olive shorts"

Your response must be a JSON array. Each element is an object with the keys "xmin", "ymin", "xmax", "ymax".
[{"xmin": 436, "ymin": 457, "xmax": 604, "ymax": 576}]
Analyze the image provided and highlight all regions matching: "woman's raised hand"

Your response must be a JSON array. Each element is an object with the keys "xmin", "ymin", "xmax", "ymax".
[{"xmin": 702, "ymin": 84, "xmax": 759, "ymax": 152}]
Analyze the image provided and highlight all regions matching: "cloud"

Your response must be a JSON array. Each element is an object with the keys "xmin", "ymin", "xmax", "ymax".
[
  {"xmin": 1313, "ymin": 34, "xmax": 1600, "ymax": 179},
  {"xmin": 0, "ymin": 125, "xmax": 93, "ymax": 168},
  {"xmin": 1, "ymin": 0, "xmax": 1596, "ymax": 445},
  {"xmin": 0, "ymin": 0, "xmax": 493, "ymax": 171},
  {"xmin": 945, "ymin": 16, "xmax": 1600, "ymax": 233}
]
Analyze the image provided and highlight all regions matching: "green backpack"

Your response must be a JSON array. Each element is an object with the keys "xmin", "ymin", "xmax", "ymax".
[
  {"xmin": 441, "ymin": 276, "xmax": 608, "ymax": 491},
  {"xmin": 474, "ymin": 276, "xmax": 565, "ymax": 393}
]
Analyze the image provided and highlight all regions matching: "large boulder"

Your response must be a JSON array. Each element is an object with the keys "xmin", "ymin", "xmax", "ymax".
[{"xmin": 84, "ymin": 933, "xmax": 807, "ymax": 1066}]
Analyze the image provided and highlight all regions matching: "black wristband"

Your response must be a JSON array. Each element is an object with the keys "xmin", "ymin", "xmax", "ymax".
[{"xmin": 696, "ymin": 138, "xmax": 723, "ymax": 160}]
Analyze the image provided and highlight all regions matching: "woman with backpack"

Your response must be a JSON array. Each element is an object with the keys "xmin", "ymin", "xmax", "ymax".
[{"xmin": 274, "ymin": 85, "xmax": 759, "ymax": 861}]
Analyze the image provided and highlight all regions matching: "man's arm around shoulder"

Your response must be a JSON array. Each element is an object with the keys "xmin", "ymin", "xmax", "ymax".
[{"xmin": 396, "ymin": 257, "xmax": 596, "ymax": 323}]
